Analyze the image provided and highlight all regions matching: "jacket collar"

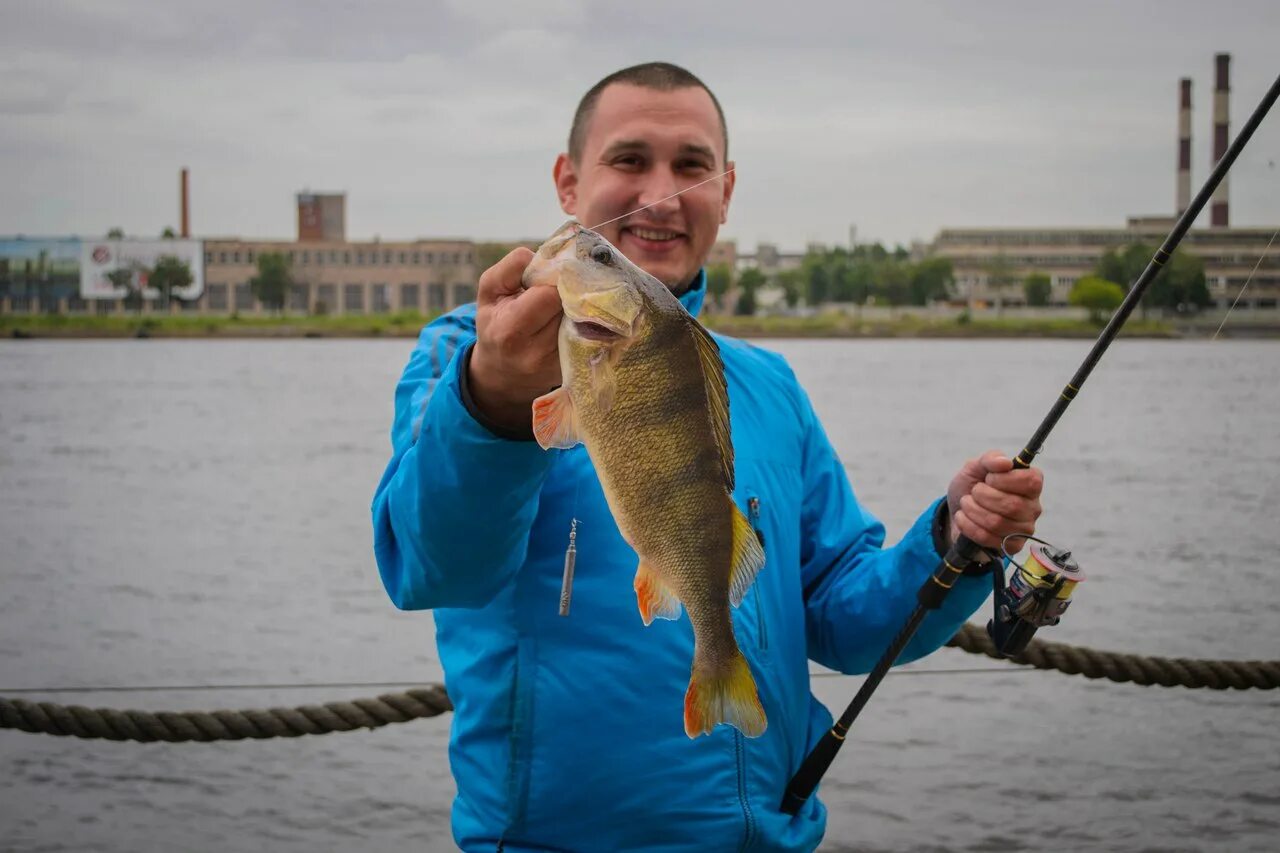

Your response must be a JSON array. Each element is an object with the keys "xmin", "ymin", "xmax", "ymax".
[{"xmin": 677, "ymin": 268, "xmax": 707, "ymax": 317}]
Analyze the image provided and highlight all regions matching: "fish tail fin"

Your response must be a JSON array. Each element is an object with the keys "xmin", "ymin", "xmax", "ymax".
[
  {"xmin": 684, "ymin": 647, "xmax": 767, "ymax": 739},
  {"xmin": 728, "ymin": 504, "xmax": 766, "ymax": 607}
]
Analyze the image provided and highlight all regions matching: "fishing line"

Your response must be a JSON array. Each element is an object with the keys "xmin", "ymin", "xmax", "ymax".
[
  {"xmin": 585, "ymin": 167, "xmax": 735, "ymax": 231},
  {"xmin": 1211, "ymin": 224, "xmax": 1280, "ymax": 340}
]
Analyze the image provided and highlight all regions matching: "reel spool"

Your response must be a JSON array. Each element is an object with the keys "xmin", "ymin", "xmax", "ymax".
[{"xmin": 988, "ymin": 536, "xmax": 1084, "ymax": 657}]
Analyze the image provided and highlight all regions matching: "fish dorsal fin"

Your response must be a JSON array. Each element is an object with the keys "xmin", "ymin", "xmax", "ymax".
[{"xmin": 688, "ymin": 320, "xmax": 734, "ymax": 491}]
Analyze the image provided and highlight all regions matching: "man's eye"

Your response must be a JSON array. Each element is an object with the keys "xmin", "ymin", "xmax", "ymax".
[
  {"xmin": 677, "ymin": 160, "xmax": 711, "ymax": 173},
  {"xmin": 612, "ymin": 155, "xmax": 644, "ymax": 169}
]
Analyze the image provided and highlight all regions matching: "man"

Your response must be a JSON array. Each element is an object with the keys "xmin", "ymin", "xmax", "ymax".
[{"xmin": 373, "ymin": 62, "xmax": 1043, "ymax": 851}]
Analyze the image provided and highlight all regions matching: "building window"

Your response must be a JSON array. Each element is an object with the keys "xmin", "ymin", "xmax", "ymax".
[
  {"xmin": 207, "ymin": 283, "xmax": 228, "ymax": 311},
  {"xmin": 465, "ymin": 251, "xmax": 473, "ymax": 264},
  {"xmin": 428, "ymin": 282, "xmax": 446, "ymax": 310},
  {"xmin": 247, "ymin": 250, "xmax": 255, "ymax": 264},
  {"xmin": 232, "ymin": 252, "xmax": 241, "ymax": 264},
  {"xmin": 356, "ymin": 252, "xmax": 364, "ymax": 265},
  {"xmin": 316, "ymin": 283, "xmax": 336, "ymax": 313},
  {"xmin": 371, "ymin": 284, "xmax": 390, "ymax": 313},
  {"xmin": 330, "ymin": 251, "xmax": 338, "ymax": 263},
  {"xmin": 452, "ymin": 283, "xmax": 475, "ymax": 306},
  {"xmin": 204, "ymin": 251, "xmax": 213, "ymax": 264},
  {"xmin": 287, "ymin": 251, "xmax": 295, "ymax": 264},
  {"xmin": 426, "ymin": 252, "xmax": 435, "ymax": 264},
  {"xmin": 384, "ymin": 250, "xmax": 393, "ymax": 264},
  {"xmin": 343, "ymin": 251, "xmax": 351, "ymax": 264},
  {"xmin": 289, "ymin": 283, "xmax": 309, "ymax": 312},
  {"xmin": 301, "ymin": 251, "xmax": 310, "ymax": 265},
  {"xmin": 343, "ymin": 283, "xmax": 364, "ymax": 313},
  {"xmin": 452, "ymin": 252, "xmax": 460, "ymax": 264},
  {"xmin": 398, "ymin": 252, "xmax": 407, "ymax": 264},
  {"xmin": 219, "ymin": 252, "xmax": 228, "ymax": 264},
  {"xmin": 234, "ymin": 282, "xmax": 254, "ymax": 311},
  {"xmin": 411, "ymin": 251, "xmax": 421, "ymax": 264},
  {"xmin": 399, "ymin": 283, "xmax": 419, "ymax": 311},
  {"xmin": 370, "ymin": 251, "xmax": 379, "ymax": 265}
]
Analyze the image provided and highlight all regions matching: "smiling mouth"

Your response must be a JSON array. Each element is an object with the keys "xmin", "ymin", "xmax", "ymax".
[
  {"xmin": 573, "ymin": 320, "xmax": 622, "ymax": 341},
  {"xmin": 623, "ymin": 226, "xmax": 685, "ymax": 243}
]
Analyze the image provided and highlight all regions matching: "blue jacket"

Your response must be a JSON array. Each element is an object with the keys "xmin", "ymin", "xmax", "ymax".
[{"xmin": 372, "ymin": 271, "xmax": 991, "ymax": 851}]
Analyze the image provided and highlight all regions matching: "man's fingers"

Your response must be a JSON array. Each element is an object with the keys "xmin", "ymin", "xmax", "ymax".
[
  {"xmin": 478, "ymin": 247, "xmax": 537, "ymax": 303},
  {"xmin": 514, "ymin": 281, "xmax": 565, "ymax": 331},
  {"xmin": 953, "ymin": 509, "xmax": 1002, "ymax": 549},
  {"xmin": 976, "ymin": 450, "xmax": 1014, "ymax": 475},
  {"xmin": 983, "ymin": 467, "xmax": 1044, "ymax": 498},
  {"xmin": 971, "ymin": 482, "xmax": 1041, "ymax": 522}
]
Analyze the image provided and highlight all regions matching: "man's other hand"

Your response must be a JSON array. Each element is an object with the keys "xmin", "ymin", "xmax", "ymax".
[
  {"xmin": 468, "ymin": 248, "xmax": 564, "ymax": 434},
  {"xmin": 946, "ymin": 450, "xmax": 1043, "ymax": 553}
]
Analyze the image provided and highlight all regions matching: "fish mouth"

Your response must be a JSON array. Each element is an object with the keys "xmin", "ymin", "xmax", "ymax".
[{"xmin": 572, "ymin": 319, "xmax": 623, "ymax": 341}]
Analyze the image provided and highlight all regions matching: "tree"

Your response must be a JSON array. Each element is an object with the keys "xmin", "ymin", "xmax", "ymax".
[
  {"xmin": 1146, "ymin": 249, "xmax": 1210, "ymax": 312},
  {"xmin": 735, "ymin": 268, "xmax": 765, "ymax": 316},
  {"xmin": 804, "ymin": 261, "xmax": 830, "ymax": 306},
  {"xmin": 149, "ymin": 255, "xmax": 193, "ymax": 308},
  {"xmin": 1069, "ymin": 276, "xmax": 1125, "ymax": 323},
  {"xmin": 107, "ymin": 227, "xmax": 124, "ymax": 239},
  {"xmin": 250, "ymin": 252, "xmax": 292, "ymax": 314},
  {"xmin": 475, "ymin": 242, "xmax": 515, "ymax": 270},
  {"xmin": 910, "ymin": 257, "xmax": 953, "ymax": 305},
  {"xmin": 777, "ymin": 269, "xmax": 802, "ymax": 309},
  {"xmin": 107, "ymin": 264, "xmax": 142, "ymax": 314},
  {"xmin": 874, "ymin": 262, "xmax": 913, "ymax": 306},
  {"xmin": 1024, "ymin": 272, "xmax": 1052, "ymax": 307},
  {"xmin": 705, "ymin": 264, "xmax": 732, "ymax": 312},
  {"xmin": 161, "ymin": 227, "xmax": 176, "ymax": 239}
]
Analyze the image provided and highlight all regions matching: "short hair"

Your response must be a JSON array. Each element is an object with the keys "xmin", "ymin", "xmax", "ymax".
[{"xmin": 568, "ymin": 62, "xmax": 728, "ymax": 163}]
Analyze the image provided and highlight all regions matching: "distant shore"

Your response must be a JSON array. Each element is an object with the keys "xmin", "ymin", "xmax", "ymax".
[{"xmin": 2, "ymin": 312, "xmax": 1273, "ymax": 340}]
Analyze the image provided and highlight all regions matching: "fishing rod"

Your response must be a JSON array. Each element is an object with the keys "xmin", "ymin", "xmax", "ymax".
[{"xmin": 780, "ymin": 69, "xmax": 1280, "ymax": 817}]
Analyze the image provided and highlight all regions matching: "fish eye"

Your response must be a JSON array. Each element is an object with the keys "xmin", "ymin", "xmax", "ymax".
[{"xmin": 590, "ymin": 244, "xmax": 614, "ymax": 265}]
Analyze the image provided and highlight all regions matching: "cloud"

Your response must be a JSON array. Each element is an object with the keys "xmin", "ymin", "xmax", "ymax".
[{"xmin": 2, "ymin": 0, "xmax": 1277, "ymax": 246}]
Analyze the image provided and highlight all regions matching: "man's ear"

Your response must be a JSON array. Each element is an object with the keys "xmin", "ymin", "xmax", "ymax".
[
  {"xmin": 719, "ymin": 159, "xmax": 736, "ymax": 223},
  {"xmin": 554, "ymin": 153, "xmax": 578, "ymax": 215}
]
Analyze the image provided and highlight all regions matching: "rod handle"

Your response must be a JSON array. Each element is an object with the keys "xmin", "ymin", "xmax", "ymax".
[{"xmin": 779, "ymin": 726, "xmax": 846, "ymax": 815}]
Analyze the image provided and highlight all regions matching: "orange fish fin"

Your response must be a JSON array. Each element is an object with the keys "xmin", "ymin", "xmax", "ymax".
[
  {"xmin": 633, "ymin": 561, "xmax": 682, "ymax": 626},
  {"xmin": 531, "ymin": 386, "xmax": 581, "ymax": 450},
  {"xmin": 687, "ymin": 320, "xmax": 734, "ymax": 491},
  {"xmin": 684, "ymin": 650, "xmax": 766, "ymax": 738},
  {"xmin": 728, "ymin": 504, "xmax": 766, "ymax": 608}
]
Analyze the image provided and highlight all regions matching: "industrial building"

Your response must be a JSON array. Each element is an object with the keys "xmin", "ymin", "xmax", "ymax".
[{"xmin": 927, "ymin": 53, "xmax": 1280, "ymax": 311}]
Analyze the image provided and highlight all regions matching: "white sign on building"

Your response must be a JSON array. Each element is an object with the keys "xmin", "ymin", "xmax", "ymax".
[{"xmin": 79, "ymin": 239, "xmax": 205, "ymax": 300}]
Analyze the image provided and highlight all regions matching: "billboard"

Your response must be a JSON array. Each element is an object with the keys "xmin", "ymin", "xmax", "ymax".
[
  {"xmin": 0, "ymin": 238, "xmax": 82, "ymax": 302},
  {"xmin": 79, "ymin": 239, "xmax": 204, "ymax": 300}
]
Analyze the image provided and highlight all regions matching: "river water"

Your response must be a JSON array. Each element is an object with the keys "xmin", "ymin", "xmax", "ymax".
[{"xmin": 1, "ymin": 338, "xmax": 1277, "ymax": 852}]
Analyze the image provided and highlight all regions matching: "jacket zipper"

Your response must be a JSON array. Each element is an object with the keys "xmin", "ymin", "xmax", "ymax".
[
  {"xmin": 747, "ymin": 496, "xmax": 768, "ymax": 651},
  {"xmin": 734, "ymin": 731, "xmax": 757, "ymax": 851}
]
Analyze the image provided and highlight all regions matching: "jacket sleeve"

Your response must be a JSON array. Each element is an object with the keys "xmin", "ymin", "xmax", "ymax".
[
  {"xmin": 371, "ymin": 310, "xmax": 556, "ymax": 610},
  {"xmin": 797, "ymin": 387, "xmax": 991, "ymax": 675}
]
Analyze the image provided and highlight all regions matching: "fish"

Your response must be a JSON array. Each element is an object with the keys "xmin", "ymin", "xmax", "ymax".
[{"xmin": 522, "ymin": 220, "xmax": 767, "ymax": 739}]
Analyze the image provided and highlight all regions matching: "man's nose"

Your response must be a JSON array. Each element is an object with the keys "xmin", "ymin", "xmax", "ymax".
[{"xmin": 634, "ymin": 168, "xmax": 681, "ymax": 217}]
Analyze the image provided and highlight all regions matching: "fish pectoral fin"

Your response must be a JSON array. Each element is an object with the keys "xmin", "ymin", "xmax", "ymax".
[
  {"xmin": 728, "ymin": 504, "xmax": 766, "ymax": 608},
  {"xmin": 633, "ymin": 561, "xmax": 682, "ymax": 626},
  {"xmin": 532, "ymin": 387, "xmax": 582, "ymax": 450},
  {"xmin": 684, "ymin": 650, "xmax": 767, "ymax": 738}
]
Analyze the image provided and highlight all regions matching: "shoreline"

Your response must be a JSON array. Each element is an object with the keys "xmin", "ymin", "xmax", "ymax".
[{"xmin": 2, "ymin": 314, "xmax": 1273, "ymax": 340}]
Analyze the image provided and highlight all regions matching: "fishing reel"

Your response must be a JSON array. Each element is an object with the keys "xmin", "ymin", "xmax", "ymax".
[{"xmin": 987, "ymin": 535, "xmax": 1085, "ymax": 657}]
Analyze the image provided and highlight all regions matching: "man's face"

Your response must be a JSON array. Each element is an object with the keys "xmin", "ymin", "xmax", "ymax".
[{"xmin": 553, "ymin": 83, "xmax": 735, "ymax": 291}]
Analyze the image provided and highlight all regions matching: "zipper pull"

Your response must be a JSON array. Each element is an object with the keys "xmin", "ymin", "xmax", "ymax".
[
  {"xmin": 747, "ymin": 497, "xmax": 765, "ymax": 547},
  {"xmin": 558, "ymin": 518, "xmax": 578, "ymax": 617}
]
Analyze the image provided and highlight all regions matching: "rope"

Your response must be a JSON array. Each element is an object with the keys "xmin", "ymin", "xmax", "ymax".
[
  {"xmin": 946, "ymin": 623, "xmax": 1280, "ymax": 689},
  {"xmin": 0, "ymin": 686, "xmax": 451, "ymax": 743},
  {"xmin": 3, "ymin": 630, "xmax": 1277, "ymax": 743}
]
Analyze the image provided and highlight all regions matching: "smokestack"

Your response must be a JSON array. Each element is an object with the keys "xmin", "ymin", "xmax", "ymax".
[
  {"xmin": 1177, "ymin": 78, "xmax": 1192, "ymax": 216},
  {"xmin": 1211, "ymin": 53, "xmax": 1230, "ymax": 227},
  {"xmin": 180, "ymin": 167, "xmax": 190, "ymax": 238}
]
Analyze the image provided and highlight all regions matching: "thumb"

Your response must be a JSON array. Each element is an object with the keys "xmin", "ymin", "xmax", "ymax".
[{"xmin": 478, "ymin": 247, "xmax": 536, "ymax": 304}]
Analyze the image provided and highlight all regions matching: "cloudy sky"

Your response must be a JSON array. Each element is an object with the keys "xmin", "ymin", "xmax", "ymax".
[{"xmin": 3, "ymin": 0, "xmax": 1278, "ymax": 250}]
